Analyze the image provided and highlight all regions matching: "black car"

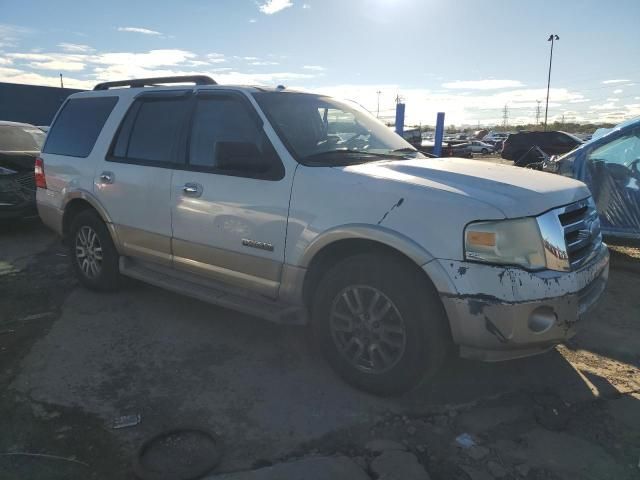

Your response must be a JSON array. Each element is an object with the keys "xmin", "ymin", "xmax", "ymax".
[
  {"xmin": 501, "ymin": 131, "xmax": 582, "ymax": 163},
  {"xmin": 0, "ymin": 121, "xmax": 46, "ymax": 220}
]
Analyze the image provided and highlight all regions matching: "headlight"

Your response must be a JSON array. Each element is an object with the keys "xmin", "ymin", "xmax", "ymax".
[
  {"xmin": 0, "ymin": 166, "xmax": 17, "ymax": 175},
  {"xmin": 464, "ymin": 218, "xmax": 546, "ymax": 270}
]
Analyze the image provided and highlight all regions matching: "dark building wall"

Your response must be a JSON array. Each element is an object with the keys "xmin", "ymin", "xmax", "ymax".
[{"xmin": 0, "ymin": 82, "xmax": 84, "ymax": 126}]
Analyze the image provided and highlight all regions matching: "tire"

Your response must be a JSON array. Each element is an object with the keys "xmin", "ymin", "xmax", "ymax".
[
  {"xmin": 311, "ymin": 253, "xmax": 450, "ymax": 395},
  {"xmin": 68, "ymin": 209, "xmax": 120, "ymax": 291},
  {"xmin": 481, "ymin": 148, "xmax": 488, "ymax": 154}
]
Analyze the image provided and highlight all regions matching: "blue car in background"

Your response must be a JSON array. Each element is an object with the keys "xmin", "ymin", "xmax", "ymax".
[{"xmin": 553, "ymin": 117, "xmax": 640, "ymax": 244}]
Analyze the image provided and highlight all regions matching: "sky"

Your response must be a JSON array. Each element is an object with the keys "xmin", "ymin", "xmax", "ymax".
[{"xmin": 1, "ymin": 0, "xmax": 639, "ymax": 126}]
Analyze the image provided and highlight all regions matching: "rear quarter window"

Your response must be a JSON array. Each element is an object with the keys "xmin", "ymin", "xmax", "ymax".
[{"xmin": 43, "ymin": 96, "xmax": 118, "ymax": 157}]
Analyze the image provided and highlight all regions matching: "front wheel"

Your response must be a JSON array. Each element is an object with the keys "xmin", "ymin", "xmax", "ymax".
[
  {"xmin": 481, "ymin": 148, "xmax": 489, "ymax": 154},
  {"xmin": 69, "ymin": 209, "xmax": 120, "ymax": 291},
  {"xmin": 311, "ymin": 253, "xmax": 450, "ymax": 395}
]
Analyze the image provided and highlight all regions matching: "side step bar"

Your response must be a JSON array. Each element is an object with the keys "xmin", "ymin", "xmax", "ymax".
[{"xmin": 119, "ymin": 257, "xmax": 307, "ymax": 325}]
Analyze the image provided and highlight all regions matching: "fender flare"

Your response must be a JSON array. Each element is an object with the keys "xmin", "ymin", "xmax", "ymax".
[{"xmin": 62, "ymin": 190, "xmax": 121, "ymax": 247}]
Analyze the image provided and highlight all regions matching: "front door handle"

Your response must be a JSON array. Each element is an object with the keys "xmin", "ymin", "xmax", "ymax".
[
  {"xmin": 182, "ymin": 182, "xmax": 203, "ymax": 197},
  {"xmin": 99, "ymin": 171, "xmax": 114, "ymax": 184}
]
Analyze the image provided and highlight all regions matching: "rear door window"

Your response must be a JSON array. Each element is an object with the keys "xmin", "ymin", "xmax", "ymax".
[
  {"xmin": 43, "ymin": 97, "xmax": 118, "ymax": 157},
  {"xmin": 110, "ymin": 95, "xmax": 191, "ymax": 166}
]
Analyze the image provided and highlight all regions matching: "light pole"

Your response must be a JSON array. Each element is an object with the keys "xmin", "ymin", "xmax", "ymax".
[
  {"xmin": 544, "ymin": 34, "xmax": 559, "ymax": 131},
  {"xmin": 376, "ymin": 90, "xmax": 382, "ymax": 118}
]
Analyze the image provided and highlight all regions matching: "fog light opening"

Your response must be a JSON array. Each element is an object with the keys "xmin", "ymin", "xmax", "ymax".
[{"xmin": 528, "ymin": 306, "xmax": 557, "ymax": 334}]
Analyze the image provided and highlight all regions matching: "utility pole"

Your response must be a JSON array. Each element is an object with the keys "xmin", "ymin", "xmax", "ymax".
[
  {"xmin": 376, "ymin": 90, "xmax": 382, "ymax": 118},
  {"xmin": 535, "ymin": 100, "xmax": 542, "ymax": 126},
  {"xmin": 59, "ymin": 73, "xmax": 64, "ymax": 88},
  {"xmin": 561, "ymin": 113, "xmax": 565, "ymax": 128},
  {"xmin": 502, "ymin": 104, "xmax": 509, "ymax": 130},
  {"xmin": 544, "ymin": 34, "xmax": 560, "ymax": 131}
]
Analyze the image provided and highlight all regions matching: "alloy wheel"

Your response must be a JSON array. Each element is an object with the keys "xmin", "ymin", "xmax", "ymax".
[
  {"xmin": 330, "ymin": 285, "xmax": 407, "ymax": 374},
  {"xmin": 75, "ymin": 225, "xmax": 103, "ymax": 279}
]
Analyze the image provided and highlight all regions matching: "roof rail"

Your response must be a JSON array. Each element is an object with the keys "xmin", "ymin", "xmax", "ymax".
[{"xmin": 93, "ymin": 75, "xmax": 216, "ymax": 91}]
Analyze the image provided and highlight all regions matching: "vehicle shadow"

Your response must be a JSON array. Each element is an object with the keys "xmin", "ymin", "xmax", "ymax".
[{"xmin": 398, "ymin": 348, "xmax": 601, "ymax": 410}]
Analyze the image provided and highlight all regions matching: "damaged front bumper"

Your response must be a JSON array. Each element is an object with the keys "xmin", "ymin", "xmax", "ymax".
[{"xmin": 434, "ymin": 244, "xmax": 609, "ymax": 361}]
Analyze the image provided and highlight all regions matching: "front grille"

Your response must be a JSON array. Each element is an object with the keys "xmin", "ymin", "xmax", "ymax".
[{"xmin": 558, "ymin": 198, "xmax": 602, "ymax": 270}]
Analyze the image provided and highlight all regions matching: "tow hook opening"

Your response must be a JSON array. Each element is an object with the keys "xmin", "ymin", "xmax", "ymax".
[{"xmin": 528, "ymin": 306, "xmax": 558, "ymax": 333}]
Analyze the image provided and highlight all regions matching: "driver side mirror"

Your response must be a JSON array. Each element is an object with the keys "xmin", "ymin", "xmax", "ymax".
[{"xmin": 215, "ymin": 141, "xmax": 271, "ymax": 174}]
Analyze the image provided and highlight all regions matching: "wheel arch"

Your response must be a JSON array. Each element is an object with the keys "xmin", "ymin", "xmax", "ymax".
[
  {"xmin": 62, "ymin": 192, "xmax": 119, "ymax": 247},
  {"xmin": 298, "ymin": 225, "xmax": 451, "ymax": 309}
]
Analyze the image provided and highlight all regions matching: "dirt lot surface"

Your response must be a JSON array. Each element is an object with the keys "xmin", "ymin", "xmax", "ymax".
[{"xmin": 1, "ymin": 219, "xmax": 639, "ymax": 480}]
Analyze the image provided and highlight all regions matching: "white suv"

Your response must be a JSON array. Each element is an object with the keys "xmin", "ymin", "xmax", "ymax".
[{"xmin": 36, "ymin": 76, "xmax": 609, "ymax": 394}]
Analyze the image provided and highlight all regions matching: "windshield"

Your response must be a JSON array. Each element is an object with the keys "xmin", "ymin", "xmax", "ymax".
[
  {"xmin": 253, "ymin": 92, "xmax": 422, "ymax": 165},
  {"xmin": 0, "ymin": 125, "xmax": 45, "ymax": 151}
]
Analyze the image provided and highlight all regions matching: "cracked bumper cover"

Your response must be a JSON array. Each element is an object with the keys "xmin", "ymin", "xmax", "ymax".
[{"xmin": 433, "ymin": 244, "xmax": 609, "ymax": 361}]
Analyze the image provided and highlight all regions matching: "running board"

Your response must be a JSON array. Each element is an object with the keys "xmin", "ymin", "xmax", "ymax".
[{"xmin": 119, "ymin": 257, "xmax": 307, "ymax": 325}]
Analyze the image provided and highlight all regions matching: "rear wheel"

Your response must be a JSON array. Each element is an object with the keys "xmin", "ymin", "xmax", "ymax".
[
  {"xmin": 481, "ymin": 148, "xmax": 489, "ymax": 154},
  {"xmin": 69, "ymin": 209, "xmax": 120, "ymax": 291},
  {"xmin": 311, "ymin": 253, "xmax": 450, "ymax": 395}
]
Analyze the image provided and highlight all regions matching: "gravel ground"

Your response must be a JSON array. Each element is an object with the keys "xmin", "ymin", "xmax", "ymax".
[{"xmin": 1, "ymin": 218, "xmax": 638, "ymax": 480}]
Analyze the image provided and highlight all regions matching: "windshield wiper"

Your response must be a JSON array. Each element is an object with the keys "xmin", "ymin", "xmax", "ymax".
[
  {"xmin": 390, "ymin": 147, "xmax": 418, "ymax": 153},
  {"xmin": 302, "ymin": 149, "xmax": 391, "ymax": 165}
]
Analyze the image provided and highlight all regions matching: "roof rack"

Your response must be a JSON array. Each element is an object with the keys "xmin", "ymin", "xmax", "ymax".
[{"xmin": 93, "ymin": 75, "xmax": 216, "ymax": 91}]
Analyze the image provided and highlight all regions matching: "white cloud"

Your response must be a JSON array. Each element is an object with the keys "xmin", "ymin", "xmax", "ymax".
[
  {"xmin": 206, "ymin": 53, "xmax": 226, "ymax": 64},
  {"xmin": 601, "ymin": 79, "xmax": 630, "ymax": 84},
  {"xmin": 613, "ymin": 88, "xmax": 623, "ymax": 94},
  {"xmin": 0, "ymin": 57, "xmax": 12, "ymax": 66},
  {"xmin": 0, "ymin": 24, "xmax": 31, "ymax": 48},
  {"xmin": 58, "ymin": 43, "xmax": 94, "ymax": 53},
  {"xmin": 249, "ymin": 19, "xmax": 257, "ymax": 23},
  {"xmin": 29, "ymin": 60, "xmax": 85, "ymax": 71},
  {"xmin": 442, "ymin": 79, "xmax": 525, "ymax": 90},
  {"xmin": 250, "ymin": 61, "xmax": 279, "ymax": 66},
  {"xmin": 259, "ymin": 0, "xmax": 293, "ymax": 15},
  {"xmin": 308, "ymin": 84, "xmax": 592, "ymax": 125},
  {"xmin": 303, "ymin": 65, "xmax": 325, "ymax": 71},
  {"xmin": 8, "ymin": 52, "xmax": 87, "ymax": 71},
  {"xmin": 590, "ymin": 102, "xmax": 618, "ymax": 111},
  {"xmin": 117, "ymin": 27, "xmax": 162, "ymax": 36},
  {"xmin": 302, "ymin": 3, "xmax": 311, "ymax": 8},
  {"xmin": 91, "ymin": 49, "xmax": 197, "ymax": 81}
]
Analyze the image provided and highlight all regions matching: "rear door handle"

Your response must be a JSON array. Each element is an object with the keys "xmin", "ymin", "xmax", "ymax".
[
  {"xmin": 182, "ymin": 182, "xmax": 203, "ymax": 197},
  {"xmin": 99, "ymin": 171, "xmax": 114, "ymax": 184}
]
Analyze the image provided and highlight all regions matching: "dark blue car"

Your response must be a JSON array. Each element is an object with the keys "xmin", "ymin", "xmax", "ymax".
[{"xmin": 554, "ymin": 117, "xmax": 640, "ymax": 244}]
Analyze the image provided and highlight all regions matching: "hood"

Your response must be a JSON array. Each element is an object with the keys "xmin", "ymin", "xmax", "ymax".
[
  {"xmin": 0, "ymin": 151, "xmax": 39, "ymax": 173},
  {"xmin": 342, "ymin": 157, "xmax": 591, "ymax": 218}
]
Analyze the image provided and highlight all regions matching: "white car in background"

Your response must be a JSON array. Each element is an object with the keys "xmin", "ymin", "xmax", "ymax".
[
  {"xmin": 469, "ymin": 141, "xmax": 495, "ymax": 154},
  {"xmin": 483, "ymin": 132, "xmax": 509, "ymax": 143}
]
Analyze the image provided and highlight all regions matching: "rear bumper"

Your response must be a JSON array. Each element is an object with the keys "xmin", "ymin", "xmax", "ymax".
[{"xmin": 434, "ymin": 244, "xmax": 609, "ymax": 361}]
